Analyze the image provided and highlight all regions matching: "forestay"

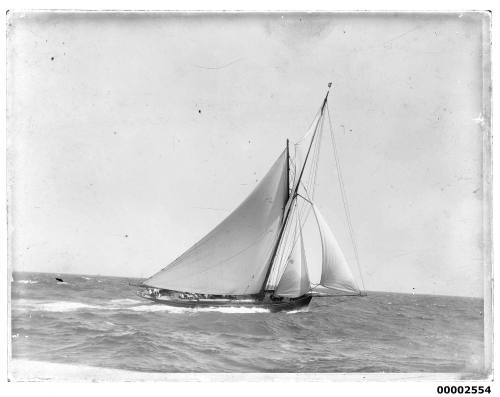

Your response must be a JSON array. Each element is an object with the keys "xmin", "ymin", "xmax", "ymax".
[
  {"xmin": 144, "ymin": 151, "xmax": 289, "ymax": 295},
  {"xmin": 311, "ymin": 203, "xmax": 360, "ymax": 294}
]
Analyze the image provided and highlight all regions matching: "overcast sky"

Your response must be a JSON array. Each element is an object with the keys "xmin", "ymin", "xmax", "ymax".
[{"xmin": 8, "ymin": 12, "xmax": 489, "ymax": 297}]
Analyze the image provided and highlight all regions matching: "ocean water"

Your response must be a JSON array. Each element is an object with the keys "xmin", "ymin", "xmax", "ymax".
[{"xmin": 11, "ymin": 272, "xmax": 485, "ymax": 373}]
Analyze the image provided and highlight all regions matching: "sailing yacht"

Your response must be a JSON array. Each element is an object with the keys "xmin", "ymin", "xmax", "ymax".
[{"xmin": 134, "ymin": 86, "xmax": 365, "ymax": 312}]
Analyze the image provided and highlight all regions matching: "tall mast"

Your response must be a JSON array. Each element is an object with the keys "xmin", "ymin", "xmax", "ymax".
[
  {"xmin": 260, "ymin": 88, "xmax": 330, "ymax": 294},
  {"xmin": 286, "ymin": 138, "xmax": 290, "ymax": 201}
]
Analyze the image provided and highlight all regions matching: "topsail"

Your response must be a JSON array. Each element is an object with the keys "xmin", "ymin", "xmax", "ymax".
[{"xmin": 144, "ymin": 151, "xmax": 289, "ymax": 295}]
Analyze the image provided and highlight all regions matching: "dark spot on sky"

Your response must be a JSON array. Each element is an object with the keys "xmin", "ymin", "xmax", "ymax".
[
  {"xmin": 198, "ymin": 109, "xmax": 202, "ymax": 114},
  {"xmin": 113, "ymin": 131, "xmax": 117, "ymax": 135},
  {"xmin": 124, "ymin": 234, "xmax": 128, "ymax": 238},
  {"xmin": 248, "ymin": 140, "xmax": 251, "ymax": 144},
  {"xmin": 51, "ymin": 57, "xmax": 54, "ymax": 61}
]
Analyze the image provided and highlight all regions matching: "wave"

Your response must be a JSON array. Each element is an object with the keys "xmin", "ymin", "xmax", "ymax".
[
  {"xmin": 12, "ymin": 298, "xmax": 272, "ymax": 314},
  {"xmin": 37, "ymin": 301, "xmax": 100, "ymax": 312},
  {"xmin": 13, "ymin": 299, "xmax": 99, "ymax": 312},
  {"xmin": 286, "ymin": 307, "xmax": 310, "ymax": 314},
  {"xmin": 109, "ymin": 299, "xmax": 143, "ymax": 306},
  {"xmin": 16, "ymin": 280, "xmax": 38, "ymax": 284},
  {"xmin": 129, "ymin": 304, "xmax": 271, "ymax": 314}
]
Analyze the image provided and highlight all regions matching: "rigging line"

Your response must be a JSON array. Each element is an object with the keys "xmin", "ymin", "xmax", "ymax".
[
  {"xmin": 296, "ymin": 112, "xmax": 324, "ymax": 224},
  {"xmin": 296, "ymin": 184, "xmax": 315, "ymax": 229},
  {"xmin": 274, "ymin": 201, "xmax": 308, "ymax": 290},
  {"xmin": 261, "ymin": 92, "xmax": 329, "ymax": 293},
  {"xmin": 278, "ymin": 202, "xmax": 302, "ymax": 277},
  {"xmin": 327, "ymin": 105, "xmax": 362, "ymax": 291},
  {"xmin": 274, "ymin": 197, "xmax": 307, "ymax": 289},
  {"xmin": 297, "ymin": 119, "xmax": 322, "ymax": 225},
  {"xmin": 309, "ymin": 112, "xmax": 324, "ymax": 199},
  {"xmin": 268, "ymin": 200, "xmax": 299, "ymax": 288},
  {"xmin": 302, "ymin": 145, "xmax": 314, "ymax": 203},
  {"xmin": 278, "ymin": 202, "xmax": 300, "ymax": 273},
  {"xmin": 326, "ymin": 103, "xmax": 366, "ymax": 293},
  {"xmin": 267, "ymin": 197, "xmax": 296, "ymax": 286},
  {"xmin": 269, "ymin": 211, "xmax": 294, "ymax": 285},
  {"xmin": 295, "ymin": 108, "xmax": 322, "ymax": 144},
  {"xmin": 289, "ymin": 157, "xmax": 297, "ymax": 177},
  {"xmin": 293, "ymin": 111, "xmax": 322, "ymax": 204}
]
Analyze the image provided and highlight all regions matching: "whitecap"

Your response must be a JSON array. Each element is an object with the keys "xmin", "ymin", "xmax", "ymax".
[
  {"xmin": 109, "ymin": 298, "xmax": 142, "ymax": 306},
  {"xmin": 13, "ymin": 298, "xmax": 272, "ymax": 314},
  {"xmin": 38, "ymin": 301, "xmax": 99, "ymax": 312},
  {"xmin": 129, "ymin": 304, "xmax": 270, "ymax": 314},
  {"xmin": 16, "ymin": 280, "xmax": 38, "ymax": 284},
  {"xmin": 129, "ymin": 304, "xmax": 188, "ymax": 313},
  {"xmin": 199, "ymin": 306, "xmax": 270, "ymax": 314},
  {"xmin": 13, "ymin": 299, "xmax": 99, "ymax": 312},
  {"xmin": 286, "ymin": 307, "xmax": 310, "ymax": 314}
]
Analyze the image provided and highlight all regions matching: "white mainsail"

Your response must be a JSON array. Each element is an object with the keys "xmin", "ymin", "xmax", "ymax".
[
  {"xmin": 311, "ymin": 203, "xmax": 360, "ymax": 294},
  {"xmin": 275, "ymin": 218, "xmax": 310, "ymax": 297},
  {"xmin": 144, "ymin": 151, "xmax": 289, "ymax": 295}
]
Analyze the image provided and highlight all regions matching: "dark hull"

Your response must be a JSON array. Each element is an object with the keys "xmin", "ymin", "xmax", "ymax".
[{"xmin": 139, "ymin": 293, "xmax": 312, "ymax": 313}]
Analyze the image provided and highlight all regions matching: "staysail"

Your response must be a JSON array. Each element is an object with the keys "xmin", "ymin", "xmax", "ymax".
[
  {"xmin": 275, "ymin": 218, "xmax": 310, "ymax": 297},
  {"xmin": 144, "ymin": 151, "xmax": 289, "ymax": 295},
  {"xmin": 311, "ymin": 203, "xmax": 360, "ymax": 294}
]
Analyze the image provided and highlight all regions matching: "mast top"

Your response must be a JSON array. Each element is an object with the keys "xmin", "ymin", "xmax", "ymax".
[{"xmin": 321, "ymin": 82, "xmax": 332, "ymax": 112}]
